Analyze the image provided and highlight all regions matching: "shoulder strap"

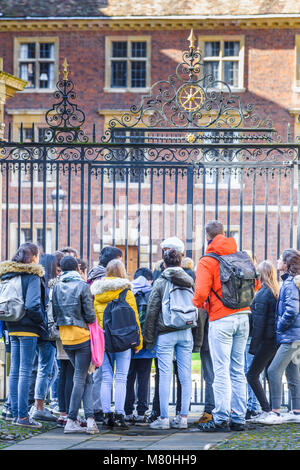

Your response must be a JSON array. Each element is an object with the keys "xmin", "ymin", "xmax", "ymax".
[
  {"xmin": 118, "ymin": 288, "xmax": 129, "ymax": 301},
  {"xmin": 201, "ymin": 253, "xmax": 224, "ymax": 303}
]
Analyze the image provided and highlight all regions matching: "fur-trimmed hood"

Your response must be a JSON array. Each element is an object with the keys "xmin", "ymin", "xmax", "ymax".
[
  {"xmin": 0, "ymin": 260, "xmax": 45, "ymax": 278},
  {"xmin": 91, "ymin": 276, "xmax": 132, "ymax": 297},
  {"xmin": 294, "ymin": 275, "xmax": 300, "ymax": 290}
]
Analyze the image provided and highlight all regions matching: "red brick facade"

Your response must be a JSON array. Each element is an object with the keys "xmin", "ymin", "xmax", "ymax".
[{"xmin": 1, "ymin": 18, "xmax": 299, "ymax": 272}]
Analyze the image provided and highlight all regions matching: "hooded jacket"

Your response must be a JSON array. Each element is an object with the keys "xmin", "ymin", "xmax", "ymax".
[
  {"xmin": 91, "ymin": 277, "xmax": 143, "ymax": 353},
  {"xmin": 87, "ymin": 264, "xmax": 106, "ymax": 286},
  {"xmin": 276, "ymin": 274, "xmax": 300, "ymax": 344},
  {"xmin": 193, "ymin": 234, "xmax": 251, "ymax": 322},
  {"xmin": 0, "ymin": 260, "xmax": 48, "ymax": 337},
  {"xmin": 143, "ymin": 266, "xmax": 195, "ymax": 349}
]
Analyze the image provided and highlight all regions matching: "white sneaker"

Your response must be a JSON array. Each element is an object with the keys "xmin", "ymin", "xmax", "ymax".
[
  {"xmin": 64, "ymin": 418, "xmax": 86, "ymax": 434},
  {"xmin": 255, "ymin": 411, "xmax": 283, "ymax": 425},
  {"xmin": 149, "ymin": 417, "xmax": 170, "ymax": 430},
  {"xmin": 29, "ymin": 405, "xmax": 37, "ymax": 418},
  {"xmin": 281, "ymin": 411, "xmax": 300, "ymax": 423},
  {"xmin": 86, "ymin": 417, "xmax": 100, "ymax": 434},
  {"xmin": 248, "ymin": 411, "xmax": 270, "ymax": 424},
  {"xmin": 170, "ymin": 415, "xmax": 188, "ymax": 429}
]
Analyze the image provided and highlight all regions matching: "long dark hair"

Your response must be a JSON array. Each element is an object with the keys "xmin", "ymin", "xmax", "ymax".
[
  {"xmin": 12, "ymin": 243, "xmax": 39, "ymax": 264},
  {"xmin": 163, "ymin": 249, "xmax": 182, "ymax": 267},
  {"xmin": 284, "ymin": 250, "xmax": 300, "ymax": 277}
]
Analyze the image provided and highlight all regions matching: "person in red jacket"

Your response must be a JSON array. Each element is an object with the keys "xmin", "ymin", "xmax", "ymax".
[{"xmin": 193, "ymin": 220, "xmax": 250, "ymax": 432}]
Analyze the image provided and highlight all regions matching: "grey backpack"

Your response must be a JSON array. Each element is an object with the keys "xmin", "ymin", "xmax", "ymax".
[
  {"xmin": 202, "ymin": 251, "xmax": 258, "ymax": 310},
  {"xmin": 161, "ymin": 280, "xmax": 198, "ymax": 329},
  {"xmin": 0, "ymin": 276, "xmax": 25, "ymax": 322}
]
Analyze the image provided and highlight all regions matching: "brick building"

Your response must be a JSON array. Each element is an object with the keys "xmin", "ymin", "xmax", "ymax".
[{"xmin": 0, "ymin": 0, "xmax": 300, "ymax": 275}]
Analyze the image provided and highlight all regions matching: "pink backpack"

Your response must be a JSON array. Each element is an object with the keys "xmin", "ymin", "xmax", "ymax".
[{"xmin": 89, "ymin": 320, "xmax": 105, "ymax": 367}]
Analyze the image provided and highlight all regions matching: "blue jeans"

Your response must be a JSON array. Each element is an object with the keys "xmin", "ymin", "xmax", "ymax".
[
  {"xmin": 156, "ymin": 328, "xmax": 193, "ymax": 418},
  {"xmin": 92, "ymin": 366, "xmax": 102, "ymax": 412},
  {"xmin": 208, "ymin": 313, "xmax": 249, "ymax": 425},
  {"xmin": 34, "ymin": 341, "xmax": 56, "ymax": 400},
  {"xmin": 101, "ymin": 349, "xmax": 131, "ymax": 415},
  {"xmin": 65, "ymin": 342, "xmax": 94, "ymax": 421},
  {"xmin": 9, "ymin": 335, "xmax": 38, "ymax": 419}
]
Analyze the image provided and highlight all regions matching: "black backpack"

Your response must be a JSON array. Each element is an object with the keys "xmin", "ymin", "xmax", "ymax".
[
  {"xmin": 103, "ymin": 288, "xmax": 141, "ymax": 353},
  {"xmin": 134, "ymin": 290, "xmax": 151, "ymax": 336},
  {"xmin": 202, "ymin": 251, "xmax": 258, "ymax": 310}
]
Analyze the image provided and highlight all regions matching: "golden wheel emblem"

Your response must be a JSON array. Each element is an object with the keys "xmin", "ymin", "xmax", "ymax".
[{"xmin": 177, "ymin": 84, "xmax": 205, "ymax": 112}]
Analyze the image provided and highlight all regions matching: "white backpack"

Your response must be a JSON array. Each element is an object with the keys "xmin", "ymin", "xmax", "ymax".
[
  {"xmin": 0, "ymin": 276, "xmax": 25, "ymax": 322},
  {"xmin": 161, "ymin": 280, "xmax": 198, "ymax": 329}
]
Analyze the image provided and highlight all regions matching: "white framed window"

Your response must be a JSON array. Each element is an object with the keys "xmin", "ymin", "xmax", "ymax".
[
  {"xmin": 14, "ymin": 37, "xmax": 59, "ymax": 91},
  {"xmin": 108, "ymin": 129, "xmax": 146, "ymax": 184},
  {"xmin": 295, "ymin": 35, "xmax": 300, "ymax": 91},
  {"xmin": 105, "ymin": 36, "xmax": 151, "ymax": 92},
  {"xmin": 11, "ymin": 224, "xmax": 54, "ymax": 257},
  {"xmin": 11, "ymin": 126, "xmax": 55, "ymax": 185},
  {"xmin": 197, "ymin": 130, "xmax": 241, "ymax": 187},
  {"xmin": 199, "ymin": 36, "xmax": 245, "ymax": 91}
]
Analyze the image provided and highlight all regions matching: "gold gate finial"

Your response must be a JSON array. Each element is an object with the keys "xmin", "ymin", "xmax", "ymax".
[
  {"xmin": 62, "ymin": 58, "xmax": 69, "ymax": 80},
  {"xmin": 188, "ymin": 29, "xmax": 196, "ymax": 50}
]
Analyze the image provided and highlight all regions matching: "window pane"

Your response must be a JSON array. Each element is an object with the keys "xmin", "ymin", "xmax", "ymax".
[
  {"xmin": 20, "ymin": 43, "xmax": 35, "ymax": 59},
  {"xmin": 39, "ymin": 62, "xmax": 54, "ymax": 88},
  {"xmin": 111, "ymin": 60, "xmax": 127, "ymax": 87},
  {"xmin": 20, "ymin": 128, "xmax": 33, "ymax": 142},
  {"xmin": 203, "ymin": 61, "xmax": 219, "ymax": 85},
  {"xmin": 112, "ymin": 41, "xmax": 127, "ymax": 58},
  {"xmin": 130, "ymin": 130, "xmax": 145, "ymax": 183},
  {"xmin": 224, "ymin": 61, "xmax": 239, "ymax": 86},
  {"xmin": 21, "ymin": 228, "xmax": 32, "ymax": 244},
  {"xmin": 131, "ymin": 41, "xmax": 147, "ymax": 58},
  {"xmin": 204, "ymin": 41, "xmax": 220, "ymax": 57},
  {"xmin": 20, "ymin": 62, "xmax": 36, "ymax": 88},
  {"xmin": 131, "ymin": 61, "xmax": 146, "ymax": 87},
  {"xmin": 224, "ymin": 41, "xmax": 240, "ymax": 57},
  {"xmin": 39, "ymin": 43, "xmax": 54, "ymax": 59}
]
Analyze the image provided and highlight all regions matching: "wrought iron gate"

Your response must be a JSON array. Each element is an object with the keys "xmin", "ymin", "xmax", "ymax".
[{"xmin": 0, "ymin": 31, "xmax": 299, "ymax": 405}]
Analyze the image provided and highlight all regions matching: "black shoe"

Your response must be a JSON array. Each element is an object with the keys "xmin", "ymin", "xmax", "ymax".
[
  {"xmin": 230, "ymin": 421, "xmax": 245, "ymax": 431},
  {"xmin": 114, "ymin": 414, "xmax": 129, "ymax": 430},
  {"xmin": 94, "ymin": 410, "xmax": 104, "ymax": 423},
  {"xmin": 146, "ymin": 411, "xmax": 159, "ymax": 423},
  {"xmin": 198, "ymin": 419, "xmax": 230, "ymax": 432},
  {"xmin": 103, "ymin": 412, "xmax": 115, "ymax": 428},
  {"xmin": 245, "ymin": 409, "xmax": 259, "ymax": 420}
]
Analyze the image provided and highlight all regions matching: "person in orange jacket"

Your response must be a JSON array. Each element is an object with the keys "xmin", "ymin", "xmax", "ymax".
[{"xmin": 193, "ymin": 220, "xmax": 251, "ymax": 432}]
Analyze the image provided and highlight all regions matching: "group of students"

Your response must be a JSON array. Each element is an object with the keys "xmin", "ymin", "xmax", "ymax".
[{"xmin": 1, "ymin": 220, "xmax": 300, "ymax": 434}]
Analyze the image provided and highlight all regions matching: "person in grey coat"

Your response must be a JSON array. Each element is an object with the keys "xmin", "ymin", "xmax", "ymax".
[{"xmin": 144, "ymin": 249, "xmax": 196, "ymax": 430}]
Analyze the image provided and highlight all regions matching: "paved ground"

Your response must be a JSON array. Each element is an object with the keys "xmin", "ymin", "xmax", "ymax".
[{"xmin": 2, "ymin": 406, "xmax": 300, "ymax": 453}]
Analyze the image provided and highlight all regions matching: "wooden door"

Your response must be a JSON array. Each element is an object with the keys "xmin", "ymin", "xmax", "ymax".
[{"xmin": 116, "ymin": 245, "xmax": 138, "ymax": 280}]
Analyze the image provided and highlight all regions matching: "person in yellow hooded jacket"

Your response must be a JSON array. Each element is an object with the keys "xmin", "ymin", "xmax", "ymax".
[{"xmin": 90, "ymin": 258, "xmax": 142, "ymax": 430}]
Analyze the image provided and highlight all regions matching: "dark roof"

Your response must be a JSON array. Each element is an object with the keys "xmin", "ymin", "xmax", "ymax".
[
  {"xmin": 0, "ymin": 0, "xmax": 108, "ymax": 18},
  {"xmin": 1, "ymin": 0, "xmax": 300, "ymax": 18}
]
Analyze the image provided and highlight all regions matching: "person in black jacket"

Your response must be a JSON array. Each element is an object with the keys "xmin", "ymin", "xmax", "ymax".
[
  {"xmin": 0, "ymin": 243, "xmax": 47, "ymax": 428},
  {"xmin": 52, "ymin": 256, "xmax": 98, "ymax": 435},
  {"xmin": 246, "ymin": 260, "xmax": 279, "ymax": 421}
]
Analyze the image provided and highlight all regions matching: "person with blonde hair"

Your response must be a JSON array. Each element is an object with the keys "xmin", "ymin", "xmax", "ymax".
[
  {"xmin": 246, "ymin": 260, "xmax": 279, "ymax": 422},
  {"xmin": 257, "ymin": 250, "xmax": 300, "ymax": 424},
  {"xmin": 91, "ymin": 259, "xmax": 142, "ymax": 430}
]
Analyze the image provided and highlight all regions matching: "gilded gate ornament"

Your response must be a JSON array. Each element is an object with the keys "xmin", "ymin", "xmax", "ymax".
[{"xmin": 177, "ymin": 84, "xmax": 205, "ymax": 112}]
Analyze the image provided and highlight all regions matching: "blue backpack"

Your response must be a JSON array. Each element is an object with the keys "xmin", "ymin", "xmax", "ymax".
[{"xmin": 103, "ymin": 288, "xmax": 140, "ymax": 353}]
